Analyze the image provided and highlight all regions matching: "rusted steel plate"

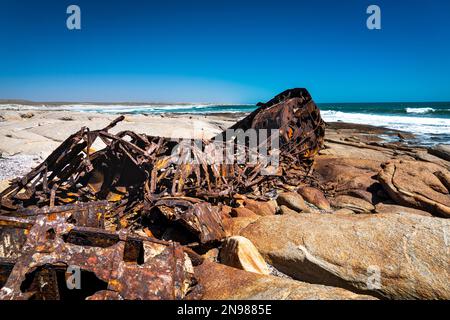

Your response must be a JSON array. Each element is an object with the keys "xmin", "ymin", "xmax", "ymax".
[
  {"xmin": 11, "ymin": 201, "xmax": 110, "ymax": 228},
  {"xmin": 221, "ymin": 88, "xmax": 325, "ymax": 163},
  {"xmin": 153, "ymin": 199, "xmax": 225, "ymax": 244},
  {"xmin": 0, "ymin": 215, "xmax": 200, "ymax": 300}
]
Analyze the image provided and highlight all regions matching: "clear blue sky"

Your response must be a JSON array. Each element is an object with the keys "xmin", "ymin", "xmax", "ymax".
[{"xmin": 1, "ymin": 0, "xmax": 449, "ymax": 103}]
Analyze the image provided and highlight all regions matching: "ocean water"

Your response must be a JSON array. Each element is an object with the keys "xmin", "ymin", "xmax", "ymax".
[
  {"xmin": 1, "ymin": 101, "xmax": 449, "ymax": 145},
  {"xmin": 317, "ymin": 102, "xmax": 450, "ymax": 145}
]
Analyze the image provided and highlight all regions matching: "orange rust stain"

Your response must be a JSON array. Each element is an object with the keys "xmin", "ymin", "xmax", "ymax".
[
  {"xmin": 144, "ymin": 228, "xmax": 154, "ymax": 237},
  {"xmin": 87, "ymin": 256, "xmax": 98, "ymax": 264}
]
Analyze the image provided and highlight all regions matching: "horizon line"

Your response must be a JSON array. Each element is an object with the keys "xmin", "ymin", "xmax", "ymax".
[{"xmin": 1, "ymin": 98, "xmax": 450, "ymax": 105}]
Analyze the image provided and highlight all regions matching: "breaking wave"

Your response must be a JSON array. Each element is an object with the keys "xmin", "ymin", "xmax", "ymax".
[
  {"xmin": 405, "ymin": 107, "xmax": 435, "ymax": 114},
  {"xmin": 321, "ymin": 110, "xmax": 450, "ymax": 136},
  {"xmin": 0, "ymin": 103, "xmax": 256, "ymax": 114}
]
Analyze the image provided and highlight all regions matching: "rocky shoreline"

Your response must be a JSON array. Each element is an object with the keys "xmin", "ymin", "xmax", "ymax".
[{"xmin": 211, "ymin": 120, "xmax": 450, "ymax": 299}]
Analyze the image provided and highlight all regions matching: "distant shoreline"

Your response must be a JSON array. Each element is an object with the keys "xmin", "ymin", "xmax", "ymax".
[
  {"xmin": 1, "ymin": 101, "xmax": 449, "ymax": 146},
  {"xmin": 0, "ymin": 99, "xmax": 254, "ymax": 106},
  {"xmin": 2, "ymin": 99, "xmax": 450, "ymax": 105},
  {"xmin": 0, "ymin": 107, "xmax": 447, "ymax": 182}
]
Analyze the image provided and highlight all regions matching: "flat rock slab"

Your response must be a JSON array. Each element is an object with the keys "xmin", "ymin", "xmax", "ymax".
[
  {"xmin": 230, "ymin": 207, "xmax": 259, "ymax": 218},
  {"xmin": 378, "ymin": 160, "xmax": 450, "ymax": 217},
  {"xmin": 195, "ymin": 262, "xmax": 377, "ymax": 300},
  {"xmin": 313, "ymin": 156, "xmax": 384, "ymax": 203},
  {"xmin": 429, "ymin": 144, "xmax": 450, "ymax": 162},
  {"xmin": 374, "ymin": 203, "xmax": 433, "ymax": 217},
  {"xmin": 240, "ymin": 213, "xmax": 450, "ymax": 299},
  {"xmin": 279, "ymin": 205, "xmax": 299, "ymax": 215},
  {"xmin": 331, "ymin": 195, "xmax": 375, "ymax": 213},
  {"xmin": 222, "ymin": 216, "xmax": 260, "ymax": 237},
  {"xmin": 320, "ymin": 141, "xmax": 393, "ymax": 162},
  {"xmin": 243, "ymin": 199, "xmax": 278, "ymax": 216}
]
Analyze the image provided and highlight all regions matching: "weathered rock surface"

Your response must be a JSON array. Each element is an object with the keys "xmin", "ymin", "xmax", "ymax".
[
  {"xmin": 429, "ymin": 144, "xmax": 450, "ymax": 162},
  {"xmin": 374, "ymin": 203, "xmax": 433, "ymax": 217},
  {"xmin": 320, "ymin": 124, "xmax": 400, "ymax": 161},
  {"xmin": 297, "ymin": 186, "xmax": 331, "ymax": 210},
  {"xmin": 277, "ymin": 192, "xmax": 309, "ymax": 212},
  {"xmin": 20, "ymin": 112, "xmax": 34, "ymax": 119},
  {"xmin": 231, "ymin": 207, "xmax": 258, "ymax": 218},
  {"xmin": 313, "ymin": 156, "xmax": 384, "ymax": 204},
  {"xmin": 220, "ymin": 236, "xmax": 270, "ymax": 275},
  {"xmin": 331, "ymin": 195, "xmax": 375, "ymax": 213},
  {"xmin": 223, "ymin": 216, "xmax": 260, "ymax": 237},
  {"xmin": 240, "ymin": 213, "xmax": 450, "ymax": 299},
  {"xmin": 279, "ymin": 205, "xmax": 299, "ymax": 215},
  {"xmin": 219, "ymin": 205, "xmax": 232, "ymax": 219},
  {"xmin": 378, "ymin": 160, "xmax": 450, "ymax": 217},
  {"xmin": 415, "ymin": 150, "xmax": 450, "ymax": 170},
  {"xmin": 320, "ymin": 141, "xmax": 393, "ymax": 162},
  {"xmin": 195, "ymin": 262, "xmax": 377, "ymax": 300},
  {"xmin": 243, "ymin": 199, "xmax": 278, "ymax": 216},
  {"xmin": 202, "ymin": 248, "xmax": 219, "ymax": 262},
  {"xmin": 0, "ymin": 179, "xmax": 10, "ymax": 193},
  {"xmin": 333, "ymin": 208, "xmax": 355, "ymax": 215}
]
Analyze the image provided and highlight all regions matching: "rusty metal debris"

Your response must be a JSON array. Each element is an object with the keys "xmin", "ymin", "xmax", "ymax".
[
  {"xmin": 0, "ymin": 212, "xmax": 198, "ymax": 300},
  {"xmin": 0, "ymin": 88, "xmax": 325, "ymax": 300}
]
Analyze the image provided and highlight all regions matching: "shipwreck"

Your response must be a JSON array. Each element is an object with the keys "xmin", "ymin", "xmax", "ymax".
[{"xmin": 0, "ymin": 88, "xmax": 325, "ymax": 300}]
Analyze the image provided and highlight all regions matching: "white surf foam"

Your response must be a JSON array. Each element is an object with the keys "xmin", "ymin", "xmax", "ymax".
[
  {"xmin": 0, "ymin": 103, "xmax": 253, "ymax": 114},
  {"xmin": 321, "ymin": 110, "xmax": 450, "ymax": 136},
  {"xmin": 0, "ymin": 103, "xmax": 219, "ymax": 112},
  {"xmin": 405, "ymin": 107, "xmax": 435, "ymax": 114}
]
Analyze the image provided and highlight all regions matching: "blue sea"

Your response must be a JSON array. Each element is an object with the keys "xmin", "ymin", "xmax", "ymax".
[
  {"xmin": 318, "ymin": 102, "xmax": 450, "ymax": 145},
  {"xmin": 2, "ymin": 101, "xmax": 449, "ymax": 145}
]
